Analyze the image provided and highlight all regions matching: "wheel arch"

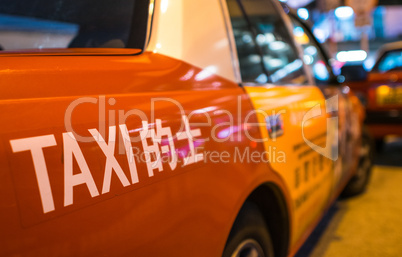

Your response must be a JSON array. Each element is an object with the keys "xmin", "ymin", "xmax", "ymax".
[{"xmin": 227, "ymin": 182, "xmax": 290, "ymax": 257}]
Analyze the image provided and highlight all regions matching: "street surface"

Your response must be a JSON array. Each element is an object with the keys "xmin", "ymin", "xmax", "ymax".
[{"xmin": 296, "ymin": 138, "xmax": 402, "ymax": 257}]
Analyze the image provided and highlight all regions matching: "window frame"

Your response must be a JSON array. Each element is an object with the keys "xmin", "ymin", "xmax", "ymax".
[{"xmin": 225, "ymin": 0, "xmax": 312, "ymax": 86}]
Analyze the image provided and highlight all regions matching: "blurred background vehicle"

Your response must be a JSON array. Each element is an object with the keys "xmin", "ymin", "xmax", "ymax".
[
  {"xmin": 341, "ymin": 42, "xmax": 402, "ymax": 150},
  {"xmin": 280, "ymin": 0, "xmax": 402, "ymax": 150},
  {"xmin": 279, "ymin": 2, "xmax": 402, "ymax": 255}
]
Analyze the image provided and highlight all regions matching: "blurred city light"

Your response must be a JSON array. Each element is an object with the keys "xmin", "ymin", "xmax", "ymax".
[
  {"xmin": 364, "ymin": 56, "xmax": 376, "ymax": 70},
  {"xmin": 294, "ymin": 26, "xmax": 310, "ymax": 44},
  {"xmin": 377, "ymin": 85, "xmax": 391, "ymax": 95},
  {"xmin": 286, "ymin": 0, "xmax": 314, "ymax": 8},
  {"xmin": 256, "ymin": 73, "xmax": 268, "ymax": 84},
  {"xmin": 293, "ymin": 26, "xmax": 305, "ymax": 36},
  {"xmin": 304, "ymin": 55, "xmax": 314, "ymax": 65},
  {"xmin": 335, "ymin": 6, "xmax": 354, "ymax": 20},
  {"xmin": 336, "ymin": 50, "xmax": 368, "ymax": 62},
  {"xmin": 313, "ymin": 61, "xmax": 330, "ymax": 81},
  {"xmin": 313, "ymin": 28, "xmax": 327, "ymax": 43},
  {"xmin": 269, "ymin": 41, "xmax": 287, "ymax": 51},
  {"xmin": 256, "ymin": 34, "xmax": 267, "ymax": 45},
  {"xmin": 297, "ymin": 8, "xmax": 309, "ymax": 20},
  {"xmin": 305, "ymin": 46, "xmax": 317, "ymax": 56}
]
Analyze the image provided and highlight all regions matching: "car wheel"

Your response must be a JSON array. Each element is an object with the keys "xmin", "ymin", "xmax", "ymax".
[
  {"xmin": 342, "ymin": 127, "xmax": 374, "ymax": 197},
  {"xmin": 222, "ymin": 202, "xmax": 274, "ymax": 257}
]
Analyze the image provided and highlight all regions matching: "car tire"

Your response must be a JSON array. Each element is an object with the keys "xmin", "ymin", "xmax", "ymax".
[
  {"xmin": 341, "ymin": 127, "xmax": 374, "ymax": 197},
  {"xmin": 222, "ymin": 202, "xmax": 274, "ymax": 257}
]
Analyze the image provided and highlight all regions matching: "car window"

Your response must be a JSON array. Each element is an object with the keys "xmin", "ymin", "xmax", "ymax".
[
  {"xmin": 291, "ymin": 17, "xmax": 332, "ymax": 85},
  {"xmin": 377, "ymin": 50, "xmax": 402, "ymax": 72},
  {"xmin": 226, "ymin": 1, "xmax": 266, "ymax": 83},
  {"xmin": 0, "ymin": 0, "xmax": 149, "ymax": 51},
  {"xmin": 226, "ymin": 0, "xmax": 307, "ymax": 85}
]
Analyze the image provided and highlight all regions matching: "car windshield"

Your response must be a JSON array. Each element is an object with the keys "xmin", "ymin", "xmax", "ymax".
[
  {"xmin": 0, "ymin": 0, "xmax": 149, "ymax": 51},
  {"xmin": 376, "ymin": 50, "xmax": 402, "ymax": 72}
]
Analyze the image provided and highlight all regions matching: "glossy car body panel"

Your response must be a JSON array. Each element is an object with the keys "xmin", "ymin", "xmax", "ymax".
[
  {"xmin": 0, "ymin": 52, "xmax": 291, "ymax": 256},
  {"xmin": 244, "ymin": 85, "xmax": 332, "ymax": 245}
]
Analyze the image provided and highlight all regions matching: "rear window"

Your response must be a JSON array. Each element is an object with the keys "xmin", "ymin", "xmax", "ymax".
[
  {"xmin": 376, "ymin": 50, "xmax": 402, "ymax": 73},
  {"xmin": 0, "ymin": 0, "xmax": 150, "ymax": 51}
]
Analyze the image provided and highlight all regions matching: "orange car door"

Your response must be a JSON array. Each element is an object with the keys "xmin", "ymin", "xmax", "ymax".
[
  {"xmin": 290, "ymin": 15, "xmax": 362, "ymax": 198},
  {"xmin": 226, "ymin": 0, "xmax": 337, "ymax": 248}
]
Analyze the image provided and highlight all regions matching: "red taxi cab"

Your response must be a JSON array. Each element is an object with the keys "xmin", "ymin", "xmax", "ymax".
[
  {"xmin": 343, "ymin": 41, "xmax": 402, "ymax": 147},
  {"xmin": 367, "ymin": 42, "xmax": 402, "ymax": 144},
  {"xmin": 0, "ymin": 0, "xmax": 371, "ymax": 256}
]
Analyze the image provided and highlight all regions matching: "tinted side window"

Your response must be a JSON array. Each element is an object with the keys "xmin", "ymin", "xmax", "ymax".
[
  {"xmin": 227, "ymin": 0, "xmax": 307, "ymax": 85},
  {"xmin": 0, "ymin": 0, "xmax": 148, "ymax": 51}
]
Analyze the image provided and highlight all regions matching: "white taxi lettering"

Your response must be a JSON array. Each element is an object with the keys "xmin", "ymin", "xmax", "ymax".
[
  {"xmin": 63, "ymin": 132, "xmax": 99, "ymax": 207},
  {"xmin": 177, "ymin": 115, "xmax": 204, "ymax": 166},
  {"xmin": 155, "ymin": 119, "xmax": 177, "ymax": 170},
  {"xmin": 140, "ymin": 120, "xmax": 163, "ymax": 177},
  {"xmin": 119, "ymin": 124, "xmax": 139, "ymax": 184},
  {"xmin": 10, "ymin": 135, "xmax": 57, "ymax": 213},
  {"xmin": 89, "ymin": 126, "xmax": 130, "ymax": 194},
  {"xmin": 10, "ymin": 115, "xmax": 204, "ymax": 213}
]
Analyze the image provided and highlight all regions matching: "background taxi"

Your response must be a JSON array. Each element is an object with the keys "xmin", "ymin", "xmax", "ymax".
[{"xmin": 343, "ymin": 41, "xmax": 402, "ymax": 149}]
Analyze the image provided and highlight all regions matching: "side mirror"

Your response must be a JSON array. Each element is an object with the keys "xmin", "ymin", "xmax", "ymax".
[{"xmin": 340, "ymin": 64, "xmax": 368, "ymax": 82}]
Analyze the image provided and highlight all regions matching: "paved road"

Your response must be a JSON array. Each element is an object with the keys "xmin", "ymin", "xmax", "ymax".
[{"xmin": 296, "ymin": 138, "xmax": 402, "ymax": 257}]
